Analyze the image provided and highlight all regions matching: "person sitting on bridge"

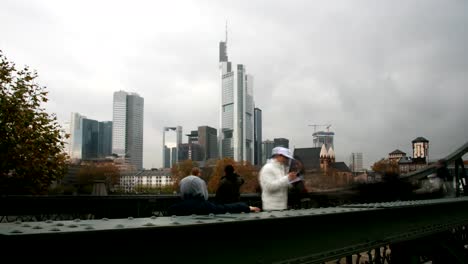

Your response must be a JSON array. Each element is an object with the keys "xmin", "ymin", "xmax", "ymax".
[
  {"xmin": 259, "ymin": 147, "xmax": 298, "ymax": 211},
  {"xmin": 215, "ymin": 164, "xmax": 245, "ymax": 204},
  {"xmin": 168, "ymin": 167, "xmax": 260, "ymax": 216}
]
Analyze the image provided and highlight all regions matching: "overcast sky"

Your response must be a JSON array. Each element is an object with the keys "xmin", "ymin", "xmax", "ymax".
[{"xmin": 2, "ymin": 0, "xmax": 468, "ymax": 169}]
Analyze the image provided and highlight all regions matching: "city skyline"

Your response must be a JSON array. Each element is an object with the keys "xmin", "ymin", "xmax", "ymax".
[{"xmin": 2, "ymin": 1, "xmax": 468, "ymax": 169}]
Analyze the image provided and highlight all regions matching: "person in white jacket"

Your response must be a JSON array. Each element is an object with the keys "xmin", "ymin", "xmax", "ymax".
[{"xmin": 259, "ymin": 147, "xmax": 298, "ymax": 211}]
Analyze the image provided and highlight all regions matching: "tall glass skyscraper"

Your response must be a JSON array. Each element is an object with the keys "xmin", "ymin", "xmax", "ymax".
[
  {"xmin": 254, "ymin": 108, "xmax": 262, "ymax": 165},
  {"xmin": 98, "ymin": 121, "xmax": 113, "ymax": 158},
  {"xmin": 219, "ymin": 33, "xmax": 254, "ymax": 163},
  {"xmin": 112, "ymin": 91, "xmax": 144, "ymax": 170},
  {"xmin": 69, "ymin": 112, "xmax": 112, "ymax": 160}
]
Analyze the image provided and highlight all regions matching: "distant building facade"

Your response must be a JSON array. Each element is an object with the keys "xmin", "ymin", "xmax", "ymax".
[
  {"xmin": 254, "ymin": 107, "xmax": 262, "ymax": 165},
  {"xmin": 349, "ymin": 152, "xmax": 363, "ymax": 172},
  {"xmin": 69, "ymin": 112, "xmax": 112, "ymax": 160},
  {"xmin": 112, "ymin": 91, "xmax": 144, "ymax": 170},
  {"xmin": 388, "ymin": 149, "xmax": 406, "ymax": 162},
  {"xmin": 386, "ymin": 137, "xmax": 430, "ymax": 175},
  {"xmin": 162, "ymin": 126, "xmax": 182, "ymax": 168},
  {"xmin": 274, "ymin": 138, "xmax": 289, "ymax": 148},
  {"xmin": 197, "ymin": 126, "xmax": 218, "ymax": 161},
  {"xmin": 261, "ymin": 140, "xmax": 275, "ymax": 164},
  {"xmin": 98, "ymin": 121, "xmax": 113, "ymax": 158},
  {"xmin": 412, "ymin": 137, "xmax": 429, "ymax": 164},
  {"xmin": 313, "ymin": 131, "xmax": 334, "ymax": 149},
  {"xmin": 119, "ymin": 169, "xmax": 173, "ymax": 193}
]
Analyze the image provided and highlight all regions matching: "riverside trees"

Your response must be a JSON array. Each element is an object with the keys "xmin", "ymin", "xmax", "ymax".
[{"xmin": 0, "ymin": 51, "xmax": 68, "ymax": 194}]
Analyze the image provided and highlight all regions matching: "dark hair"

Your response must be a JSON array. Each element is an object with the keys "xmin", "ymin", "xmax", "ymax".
[
  {"xmin": 290, "ymin": 155, "xmax": 305, "ymax": 174},
  {"xmin": 191, "ymin": 167, "xmax": 201, "ymax": 176},
  {"xmin": 224, "ymin": 164, "xmax": 235, "ymax": 174}
]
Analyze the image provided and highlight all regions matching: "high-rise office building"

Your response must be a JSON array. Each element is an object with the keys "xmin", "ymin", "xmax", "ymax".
[
  {"xmin": 171, "ymin": 147, "xmax": 177, "ymax": 167},
  {"xmin": 112, "ymin": 91, "xmax": 144, "ymax": 170},
  {"xmin": 254, "ymin": 108, "xmax": 262, "ymax": 166},
  {"xmin": 349, "ymin": 152, "xmax": 363, "ymax": 173},
  {"xmin": 163, "ymin": 146, "xmax": 171, "ymax": 168},
  {"xmin": 69, "ymin": 112, "xmax": 85, "ymax": 160},
  {"xmin": 69, "ymin": 113, "xmax": 112, "ymax": 160},
  {"xmin": 98, "ymin": 121, "xmax": 112, "ymax": 158},
  {"xmin": 185, "ymin": 130, "xmax": 203, "ymax": 162},
  {"xmin": 261, "ymin": 140, "xmax": 275, "ymax": 165},
  {"xmin": 82, "ymin": 118, "xmax": 99, "ymax": 160},
  {"xmin": 313, "ymin": 131, "xmax": 334, "ymax": 150},
  {"xmin": 162, "ymin": 126, "xmax": 182, "ymax": 168},
  {"xmin": 274, "ymin": 138, "xmax": 289, "ymax": 149},
  {"xmin": 198, "ymin": 126, "xmax": 218, "ymax": 161},
  {"xmin": 219, "ymin": 31, "xmax": 254, "ymax": 163}
]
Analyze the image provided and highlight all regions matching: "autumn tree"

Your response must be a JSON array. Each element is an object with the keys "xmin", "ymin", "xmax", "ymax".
[
  {"xmin": 235, "ymin": 161, "xmax": 259, "ymax": 193},
  {"xmin": 76, "ymin": 162, "xmax": 120, "ymax": 193},
  {"xmin": 207, "ymin": 158, "xmax": 260, "ymax": 194},
  {"xmin": 371, "ymin": 158, "xmax": 400, "ymax": 181},
  {"xmin": 0, "ymin": 51, "xmax": 68, "ymax": 194}
]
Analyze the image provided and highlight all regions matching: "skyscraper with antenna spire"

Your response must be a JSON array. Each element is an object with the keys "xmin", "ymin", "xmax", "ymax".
[{"xmin": 219, "ymin": 26, "xmax": 255, "ymax": 163}]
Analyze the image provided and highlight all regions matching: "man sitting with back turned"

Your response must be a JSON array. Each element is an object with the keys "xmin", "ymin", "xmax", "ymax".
[{"xmin": 168, "ymin": 167, "xmax": 260, "ymax": 216}]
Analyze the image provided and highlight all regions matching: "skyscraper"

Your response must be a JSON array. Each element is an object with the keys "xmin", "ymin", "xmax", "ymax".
[
  {"xmin": 81, "ymin": 118, "xmax": 99, "ymax": 160},
  {"xmin": 349, "ymin": 152, "xmax": 363, "ymax": 173},
  {"xmin": 313, "ymin": 131, "xmax": 334, "ymax": 150},
  {"xmin": 219, "ymin": 30, "xmax": 255, "ymax": 163},
  {"xmin": 262, "ymin": 140, "xmax": 275, "ymax": 165},
  {"xmin": 98, "ymin": 121, "xmax": 112, "ymax": 158},
  {"xmin": 112, "ymin": 91, "xmax": 144, "ymax": 170},
  {"xmin": 69, "ymin": 112, "xmax": 112, "ymax": 160},
  {"xmin": 274, "ymin": 138, "xmax": 289, "ymax": 148},
  {"xmin": 254, "ymin": 108, "xmax": 262, "ymax": 165},
  {"xmin": 198, "ymin": 126, "xmax": 218, "ymax": 161},
  {"xmin": 69, "ymin": 112, "xmax": 85, "ymax": 160},
  {"xmin": 162, "ymin": 126, "xmax": 182, "ymax": 168}
]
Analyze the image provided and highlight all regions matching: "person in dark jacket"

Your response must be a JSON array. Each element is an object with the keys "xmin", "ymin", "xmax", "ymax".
[
  {"xmin": 215, "ymin": 165, "xmax": 245, "ymax": 204},
  {"xmin": 168, "ymin": 167, "xmax": 260, "ymax": 216},
  {"xmin": 287, "ymin": 156, "xmax": 309, "ymax": 209}
]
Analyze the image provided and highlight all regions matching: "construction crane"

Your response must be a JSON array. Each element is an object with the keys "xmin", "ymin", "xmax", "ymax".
[{"xmin": 308, "ymin": 124, "xmax": 332, "ymax": 133}]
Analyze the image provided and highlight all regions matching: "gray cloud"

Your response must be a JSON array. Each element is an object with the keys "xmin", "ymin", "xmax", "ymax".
[{"xmin": 2, "ymin": 0, "xmax": 467, "ymax": 168}]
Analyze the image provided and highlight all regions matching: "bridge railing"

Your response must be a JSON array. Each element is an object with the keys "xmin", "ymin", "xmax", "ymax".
[{"xmin": 2, "ymin": 197, "xmax": 468, "ymax": 263}]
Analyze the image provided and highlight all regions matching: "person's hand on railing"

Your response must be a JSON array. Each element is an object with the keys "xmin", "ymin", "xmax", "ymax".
[{"xmin": 249, "ymin": 206, "xmax": 261, "ymax": 212}]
